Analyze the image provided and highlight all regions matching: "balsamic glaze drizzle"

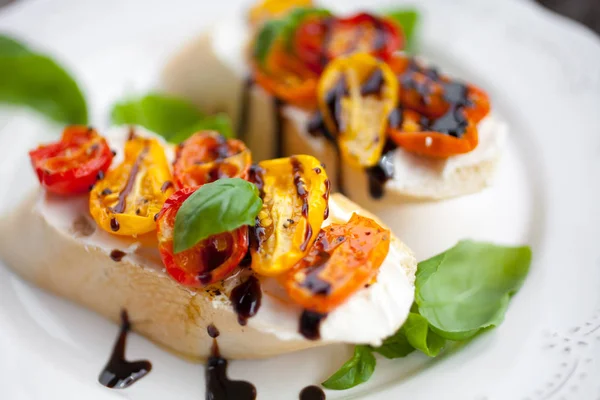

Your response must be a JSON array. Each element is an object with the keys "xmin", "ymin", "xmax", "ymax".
[
  {"xmin": 360, "ymin": 68, "xmax": 384, "ymax": 96},
  {"xmin": 273, "ymin": 98, "xmax": 285, "ymax": 159},
  {"xmin": 387, "ymin": 107, "xmax": 403, "ymax": 129},
  {"xmin": 109, "ymin": 249, "xmax": 126, "ymax": 262},
  {"xmin": 299, "ymin": 310, "xmax": 327, "ymax": 341},
  {"xmin": 206, "ymin": 327, "xmax": 256, "ymax": 400},
  {"xmin": 110, "ymin": 217, "xmax": 120, "ymax": 232},
  {"xmin": 365, "ymin": 140, "xmax": 397, "ymax": 199},
  {"xmin": 300, "ymin": 250, "xmax": 333, "ymax": 296},
  {"xmin": 319, "ymin": 18, "xmax": 334, "ymax": 69},
  {"xmin": 300, "ymin": 385, "xmax": 326, "ymax": 400},
  {"xmin": 237, "ymin": 77, "xmax": 254, "ymax": 142},
  {"xmin": 306, "ymin": 111, "xmax": 345, "ymax": 196},
  {"xmin": 207, "ymin": 324, "xmax": 220, "ymax": 339},
  {"xmin": 248, "ymin": 164, "xmax": 267, "ymax": 252},
  {"xmin": 196, "ymin": 239, "xmax": 233, "ymax": 285},
  {"xmin": 229, "ymin": 276, "xmax": 262, "ymax": 326},
  {"xmin": 322, "ymin": 178, "xmax": 331, "ymax": 220},
  {"xmin": 400, "ymin": 59, "xmax": 472, "ymax": 138},
  {"xmin": 112, "ymin": 145, "xmax": 149, "ymax": 214},
  {"xmin": 290, "ymin": 157, "xmax": 313, "ymax": 251},
  {"xmin": 98, "ymin": 310, "xmax": 152, "ymax": 389},
  {"xmin": 160, "ymin": 181, "xmax": 173, "ymax": 193},
  {"xmin": 426, "ymin": 106, "xmax": 469, "ymax": 138}
]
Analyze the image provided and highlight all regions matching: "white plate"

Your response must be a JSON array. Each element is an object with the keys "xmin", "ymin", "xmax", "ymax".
[{"xmin": 1, "ymin": 0, "xmax": 599, "ymax": 399}]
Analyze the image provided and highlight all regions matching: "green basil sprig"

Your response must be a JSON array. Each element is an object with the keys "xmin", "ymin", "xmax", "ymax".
[
  {"xmin": 253, "ymin": 7, "xmax": 331, "ymax": 67},
  {"xmin": 416, "ymin": 240, "xmax": 531, "ymax": 339},
  {"xmin": 0, "ymin": 35, "xmax": 29, "ymax": 55},
  {"xmin": 168, "ymin": 113, "xmax": 233, "ymax": 143},
  {"xmin": 373, "ymin": 312, "xmax": 445, "ymax": 359},
  {"xmin": 383, "ymin": 8, "xmax": 420, "ymax": 54},
  {"xmin": 110, "ymin": 93, "xmax": 233, "ymax": 143},
  {"xmin": 0, "ymin": 34, "xmax": 88, "ymax": 124},
  {"xmin": 322, "ymin": 346, "xmax": 375, "ymax": 390},
  {"xmin": 280, "ymin": 8, "xmax": 332, "ymax": 52},
  {"xmin": 173, "ymin": 178, "xmax": 262, "ymax": 254},
  {"xmin": 323, "ymin": 240, "xmax": 531, "ymax": 390},
  {"xmin": 254, "ymin": 19, "xmax": 286, "ymax": 67}
]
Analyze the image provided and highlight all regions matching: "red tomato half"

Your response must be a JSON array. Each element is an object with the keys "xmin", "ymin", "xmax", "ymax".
[
  {"xmin": 156, "ymin": 187, "xmax": 249, "ymax": 287},
  {"xmin": 28, "ymin": 126, "xmax": 113, "ymax": 195},
  {"xmin": 293, "ymin": 12, "xmax": 402, "ymax": 74},
  {"xmin": 173, "ymin": 131, "xmax": 252, "ymax": 189}
]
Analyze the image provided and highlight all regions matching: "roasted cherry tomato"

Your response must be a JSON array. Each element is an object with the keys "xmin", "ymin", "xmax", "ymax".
[
  {"xmin": 389, "ymin": 54, "xmax": 491, "ymax": 123},
  {"xmin": 28, "ymin": 126, "xmax": 113, "ymax": 195},
  {"xmin": 90, "ymin": 136, "xmax": 174, "ymax": 236},
  {"xmin": 283, "ymin": 213, "xmax": 390, "ymax": 313},
  {"xmin": 293, "ymin": 12, "xmax": 402, "ymax": 74},
  {"xmin": 318, "ymin": 53, "xmax": 398, "ymax": 168},
  {"xmin": 253, "ymin": 42, "xmax": 319, "ymax": 109},
  {"xmin": 388, "ymin": 108, "xmax": 478, "ymax": 158},
  {"xmin": 156, "ymin": 187, "xmax": 249, "ymax": 287},
  {"xmin": 250, "ymin": 155, "xmax": 330, "ymax": 277},
  {"xmin": 173, "ymin": 131, "xmax": 251, "ymax": 189},
  {"xmin": 248, "ymin": 0, "xmax": 313, "ymax": 27}
]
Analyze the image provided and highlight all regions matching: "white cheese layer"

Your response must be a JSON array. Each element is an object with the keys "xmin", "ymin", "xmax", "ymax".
[
  {"xmin": 37, "ymin": 126, "xmax": 415, "ymax": 346},
  {"xmin": 284, "ymin": 108, "xmax": 507, "ymax": 193},
  {"xmin": 250, "ymin": 198, "xmax": 415, "ymax": 346}
]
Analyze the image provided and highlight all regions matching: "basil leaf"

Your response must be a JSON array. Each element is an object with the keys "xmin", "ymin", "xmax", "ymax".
[
  {"xmin": 384, "ymin": 8, "xmax": 420, "ymax": 54},
  {"xmin": 372, "ymin": 327, "xmax": 415, "ymax": 359},
  {"xmin": 402, "ymin": 312, "xmax": 446, "ymax": 356},
  {"xmin": 373, "ymin": 312, "xmax": 445, "ymax": 358},
  {"xmin": 0, "ymin": 35, "xmax": 30, "ymax": 55},
  {"xmin": 253, "ymin": 19, "xmax": 285, "ymax": 67},
  {"xmin": 430, "ymin": 326, "xmax": 480, "ymax": 342},
  {"xmin": 0, "ymin": 35, "xmax": 88, "ymax": 124},
  {"xmin": 281, "ymin": 7, "xmax": 332, "ymax": 52},
  {"xmin": 322, "ymin": 346, "xmax": 375, "ymax": 390},
  {"xmin": 169, "ymin": 112, "xmax": 234, "ymax": 144},
  {"xmin": 111, "ymin": 93, "xmax": 206, "ymax": 138},
  {"xmin": 415, "ymin": 240, "xmax": 531, "ymax": 339},
  {"xmin": 173, "ymin": 178, "xmax": 262, "ymax": 254}
]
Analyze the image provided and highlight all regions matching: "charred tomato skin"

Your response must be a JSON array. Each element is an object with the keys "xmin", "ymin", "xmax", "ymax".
[
  {"xmin": 28, "ymin": 125, "xmax": 113, "ymax": 195},
  {"xmin": 173, "ymin": 131, "xmax": 252, "ymax": 189}
]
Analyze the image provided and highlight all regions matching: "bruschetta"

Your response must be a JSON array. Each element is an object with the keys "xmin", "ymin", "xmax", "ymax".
[
  {"xmin": 161, "ymin": 3, "xmax": 507, "ymax": 204},
  {"xmin": 0, "ymin": 125, "xmax": 416, "ymax": 360}
]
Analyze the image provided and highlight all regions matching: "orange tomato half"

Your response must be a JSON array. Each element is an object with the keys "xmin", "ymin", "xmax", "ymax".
[{"xmin": 283, "ymin": 213, "xmax": 390, "ymax": 313}]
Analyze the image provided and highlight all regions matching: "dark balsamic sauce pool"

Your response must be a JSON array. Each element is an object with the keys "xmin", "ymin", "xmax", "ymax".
[
  {"xmin": 299, "ymin": 310, "xmax": 327, "ymax": 341},
  {"xmin": 205, "ymin": 325, "xmax": 256, "ymax": 400},
  {"xmin": 109, "ymin": 249, "xmax": 126, "ymax": 262},
  {"xmin": 98, "ymin": 310, "xmax": 152, "ymax": 389},
  {"xmin": 300, "ymin": 385, "xmax": 326, "ymax": 400},
  {"xmin": 229, "ymin": 276, "xmax": 262, "ymax": 326}
]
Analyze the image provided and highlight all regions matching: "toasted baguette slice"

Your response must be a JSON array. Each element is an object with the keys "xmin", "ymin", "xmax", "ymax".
[
  {"xmin": 0, "ymin": 189, "xmax": 416, "ymax": 361},
  {"xmin": 161, "ymin": 25, "xmax": 507, "ymax": 201}
]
